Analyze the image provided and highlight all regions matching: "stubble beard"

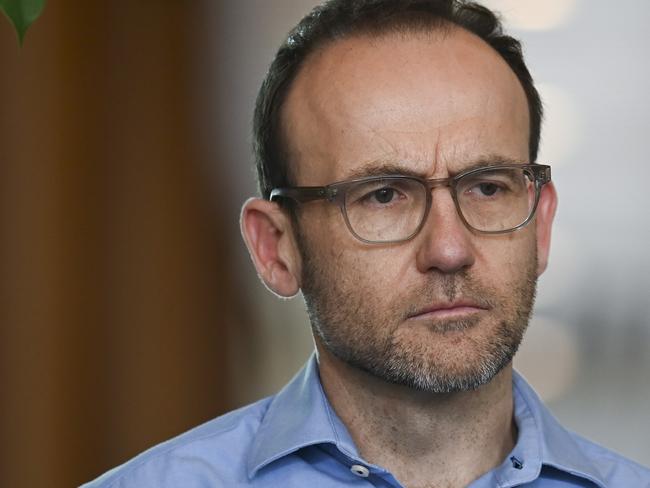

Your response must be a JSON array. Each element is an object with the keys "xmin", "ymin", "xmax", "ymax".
[{"xmin": 297, "ymin": 231, "xmax": 538, "ymax": 394}]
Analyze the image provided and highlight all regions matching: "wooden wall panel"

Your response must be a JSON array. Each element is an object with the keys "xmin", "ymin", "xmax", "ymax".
[{"xmin": 0, "ymin": 2, "xmax": 242, "ymax": 486}]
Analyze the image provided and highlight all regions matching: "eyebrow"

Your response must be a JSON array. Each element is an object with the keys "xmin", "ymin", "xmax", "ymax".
[
  {"xmin": 452, "ymin": 155, "xmax": 527, "ymax": 175},
  {"xmin": 340, "ymin": 154, "xmax": 527, "ymax": 181},
  {"xmin": 342, "ymin": 161, "xmax": 425, "ymax": 180},
  {"xmin": 345, "ymin": 154, "xmax": 527, "ymax": 180}
]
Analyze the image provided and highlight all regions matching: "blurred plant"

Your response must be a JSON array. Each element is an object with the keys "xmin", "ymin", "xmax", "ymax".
[{"xmin": 0, "ymin": 0, "xmax": 45, "ymax": 45}]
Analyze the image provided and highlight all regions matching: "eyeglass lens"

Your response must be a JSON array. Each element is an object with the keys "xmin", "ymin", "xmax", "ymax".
[{"xmin": 343, "ymin": 167, "xmax": 537, "ymax": 243}]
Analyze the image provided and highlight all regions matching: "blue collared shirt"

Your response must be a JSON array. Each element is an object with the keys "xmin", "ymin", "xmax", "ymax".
[{"xmin": 83, "ymin": 354, "xmax": 650, "ymax": 487}]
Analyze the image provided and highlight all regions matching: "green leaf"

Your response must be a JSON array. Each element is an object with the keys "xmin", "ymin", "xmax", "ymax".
[{"xmin": 0, "ymin": 0, "xmax": 46, "ymax": 45}]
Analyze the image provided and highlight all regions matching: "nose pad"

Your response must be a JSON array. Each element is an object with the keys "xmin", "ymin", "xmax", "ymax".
[{"xmin": 415, "ymin": 186, "xmax": 475, "ymax": 274}]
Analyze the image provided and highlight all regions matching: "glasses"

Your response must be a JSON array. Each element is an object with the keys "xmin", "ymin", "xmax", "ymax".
[{"xmin": 270, "ymin": 163, "xmax": 551, "ymax": 244}]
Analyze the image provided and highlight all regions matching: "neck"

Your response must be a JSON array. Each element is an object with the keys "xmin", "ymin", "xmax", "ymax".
[{"xmin": 315, "ymin": 343, "xmax": 517, "ymax": 488}]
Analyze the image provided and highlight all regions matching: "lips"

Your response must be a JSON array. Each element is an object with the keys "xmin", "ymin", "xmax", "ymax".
[{"xmin": 406, "ymin": 300, "xmax": 490, "ymax": 320}]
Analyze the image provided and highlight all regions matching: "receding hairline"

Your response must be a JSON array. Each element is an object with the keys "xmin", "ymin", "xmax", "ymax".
[{"xmin": 279, "ymin": 22, "xmax": 528, "ymax": 184}]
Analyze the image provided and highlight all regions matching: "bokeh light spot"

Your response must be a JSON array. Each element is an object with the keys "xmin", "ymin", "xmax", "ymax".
[
  {"xmin": 482, "ymin": 0, "xmax": 579, "ymax": 31},
  {"xmin": 537, "ymin": 83, "xmax": 582, "ymax": 167},
  {"xmin": 515, "ymin": 315, "xmax": 579, "ymax": 403}
]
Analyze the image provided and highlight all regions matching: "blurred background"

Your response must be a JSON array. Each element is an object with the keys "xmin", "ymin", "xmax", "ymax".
[{"xmin": 0, "ymin": 1, "xmax": 648, "ymax": 486}]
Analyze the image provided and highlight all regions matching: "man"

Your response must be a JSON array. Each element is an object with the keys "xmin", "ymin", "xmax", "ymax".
[{"xmin": 84, "ymin": 1, "xmax": 650, "ymax": 487}]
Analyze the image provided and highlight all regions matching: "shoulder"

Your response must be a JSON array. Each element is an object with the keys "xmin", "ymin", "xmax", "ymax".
[
  {"xmin": 511, "ymin": 371, "xmax": 650, "ymax": 486},
  {"xmin": 81, "ymin": 397, "xmax": 273, "ymax": 488},
  {"xmin": 569, "ymin": 431, "xmax": 650, "ymax": 487}
]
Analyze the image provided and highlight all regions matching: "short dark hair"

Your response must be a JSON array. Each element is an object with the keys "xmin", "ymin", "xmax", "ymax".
[{"xmin": 253, "ymin": 0, "xmax": 542, "ymax": 199}]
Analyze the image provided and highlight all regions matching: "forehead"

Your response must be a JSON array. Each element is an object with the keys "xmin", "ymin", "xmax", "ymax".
[{"xmin": 282, "ymin": 28, "xmax": 530, "ymax": 183}]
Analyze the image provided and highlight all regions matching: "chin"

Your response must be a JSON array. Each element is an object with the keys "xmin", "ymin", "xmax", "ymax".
[{"xmin": 338, "ymin": 319, "xmax": 523, "ymax": 394}]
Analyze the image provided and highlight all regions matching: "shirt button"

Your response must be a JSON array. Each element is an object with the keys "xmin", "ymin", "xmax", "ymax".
[
  {"xmin": 350, "ymin": 464, "xmax": 370, "ymax": 478},
  {"xmin": 510, "ymin": 456, "xmax": 524, "ymax": 470}
]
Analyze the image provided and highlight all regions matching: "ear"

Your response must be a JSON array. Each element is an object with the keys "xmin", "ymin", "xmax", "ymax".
[
  {"xmin": 240, "ymin": 197, "xmax": 302, "ymax": 298},
  {"xmin": 535, "ymin": 182, "xmax": 558, "ymax": 276}
]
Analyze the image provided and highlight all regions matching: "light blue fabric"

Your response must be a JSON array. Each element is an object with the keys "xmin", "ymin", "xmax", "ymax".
[{"xmin": 82, "ymin": 354, "xmax": 650, "ymax": 487}]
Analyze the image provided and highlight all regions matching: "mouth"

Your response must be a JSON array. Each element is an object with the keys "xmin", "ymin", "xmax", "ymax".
[{"xmin": 406, "ymin": 301, "xmax": 490, "ymax": 321}]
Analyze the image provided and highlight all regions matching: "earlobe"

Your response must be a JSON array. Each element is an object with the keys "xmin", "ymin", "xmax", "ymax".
[
  {"xmin": 535, "ymin": 182, "xmax": 558, "ymax": 276},
  {"xmin": 240, "ymin": 198, "xmax": 302, "ymax": 298}
]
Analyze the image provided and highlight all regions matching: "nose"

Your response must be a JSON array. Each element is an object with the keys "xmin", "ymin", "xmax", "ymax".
[{"xmin": 414, "ymin": 187, "xmax": 476, "ymax": 274}]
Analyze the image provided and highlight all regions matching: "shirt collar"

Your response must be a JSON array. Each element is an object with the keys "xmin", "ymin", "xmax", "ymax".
[
  {"xmin": 248, "ymin": 354, "xmax": 608, "ymax": 487},
  {"xmin": 510, "ymin": 370, "xmax": 608, "ymax": 488},
  {"xmin": 247, "ymin": 353, "xmax": 359, "ymax": 478}
]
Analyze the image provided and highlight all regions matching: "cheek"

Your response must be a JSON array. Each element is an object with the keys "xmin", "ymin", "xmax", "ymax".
[
  {"xmin": 301, "ymin": 204, "xmax": 348, "ymax": 245},
  {"xmin": 302, "ymin": 204, "xmax": 412, "ymax": 277},
  {"xmin": 336, "ymin": 250, "xmax": 417, "ymax": 316},
  {"xmin": 475, "ymin": 229, "xmax": 537, "ymax": 287},
  {"xmin": 308, "ymin": 237, "xmax": 407, "ymax": 302}
]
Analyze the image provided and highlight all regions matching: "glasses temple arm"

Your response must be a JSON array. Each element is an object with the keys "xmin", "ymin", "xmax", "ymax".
[{"xmin": 269, "ymin": 186, "xmax": 330, "ymax": 203}]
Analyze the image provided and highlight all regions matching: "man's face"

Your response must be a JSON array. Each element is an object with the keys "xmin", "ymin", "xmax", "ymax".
[{"xmin": 282, "ymin": 28, "xmax": 539, "ymax": 392}]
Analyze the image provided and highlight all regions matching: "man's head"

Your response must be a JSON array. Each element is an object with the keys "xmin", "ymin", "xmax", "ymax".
[
  {"xmin": 253, "ymin": 0, "xmax": 543, "ymax": 200},
  {"xmin": 241, "ymin": 0, "xmax": 557, "ymax": 393}
]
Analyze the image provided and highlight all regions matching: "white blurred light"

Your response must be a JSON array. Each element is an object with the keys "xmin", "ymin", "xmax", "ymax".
[
  {"xmin": 515, "ymin": 315, "xmax": 579, "ymax": 402},
  {"xmin": 536, "ymin": 225, "xmax": 581, "ymax": 309},
  {"xmin": 482, "ymin": 0, "xmax": 579, "ymax": 31},
  {"xmin": 536, "ymin": 83, "xmax": 582, "ymax": 167}
]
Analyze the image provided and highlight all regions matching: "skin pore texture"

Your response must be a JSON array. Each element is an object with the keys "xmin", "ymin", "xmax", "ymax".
[{"xmin": 241, "ymin": 26, "xmax": 557, "ymax": 488}]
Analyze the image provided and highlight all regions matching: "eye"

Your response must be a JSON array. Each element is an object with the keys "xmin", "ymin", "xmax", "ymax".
[
  {"xmin": 372, "ymin": 187, "xmax": 396, "ymax": 204},
  {"xmin": 462, "ymin": 179, "xmax": 510, "ymax": 199},
  {"xmin": 358, "ymin": 186, "xmax": 406, "ymax": 207},
  {"xmin": 346, "ymin": 178, "xmax": 416, "ymax": 209},
  {"xmin": 476, "ymin": 182, "xmax": 500, "ymax": 197}
]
